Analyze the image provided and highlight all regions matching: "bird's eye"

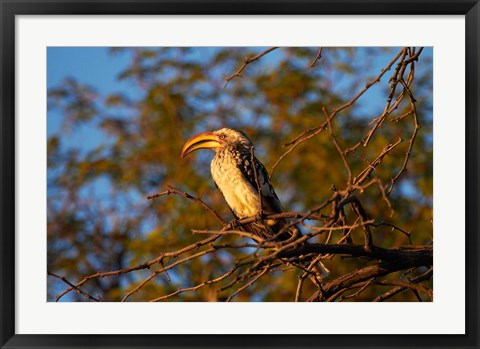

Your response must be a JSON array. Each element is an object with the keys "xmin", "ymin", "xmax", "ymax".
[{"xmin": 219, "ymin": 134, "xmax": 226, "ymax": 140}]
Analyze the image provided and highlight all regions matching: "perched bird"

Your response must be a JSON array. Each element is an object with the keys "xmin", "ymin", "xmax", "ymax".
[
  {"xmin": 181, "ymin": 127, "xmax": 299, "ymax": 242},
  {"xmin": 181, "ymin": 127, "xmax": 329, "ymax": 278}
]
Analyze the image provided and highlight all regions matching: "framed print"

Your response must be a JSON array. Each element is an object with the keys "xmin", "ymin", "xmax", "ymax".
[{"xmin": 1, "ymin": 1, "xmax": 479, "ymax": 348}]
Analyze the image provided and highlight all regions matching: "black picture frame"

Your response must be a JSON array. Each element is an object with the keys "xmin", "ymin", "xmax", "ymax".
[{"xmin": 1, "ymin": 1, "xmax": 478, "ymax": 348}]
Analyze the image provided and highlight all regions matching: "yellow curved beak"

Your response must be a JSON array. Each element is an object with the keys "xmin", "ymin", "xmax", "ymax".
[{"xmin": 181, "ymin": 132, "xmax": 223, "ymax": 158}]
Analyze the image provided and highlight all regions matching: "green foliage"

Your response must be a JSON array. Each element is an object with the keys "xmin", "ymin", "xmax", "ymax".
[{"xmin": 47, "ymin": 47, "xmax": 433, "ymax": 302}]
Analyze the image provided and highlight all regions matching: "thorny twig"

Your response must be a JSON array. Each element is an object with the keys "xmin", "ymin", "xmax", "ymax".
[
  {"xmin": 270, "ymin": 48, "xmax": 407, "ymax": 178},
  {"xmin": 310, "ymin": 47, "xmax": 324, "ymax": 68},
  {"xmin": 224, "ymin": 47, "xmax": 278, "ymax": 86},
  {"xmin": 148, "ymin": 185, "xmax": 227, "ymax": 226},
  {"xmin": 48, "ymin": 271, "xmax": 101, "ymax": 302}
]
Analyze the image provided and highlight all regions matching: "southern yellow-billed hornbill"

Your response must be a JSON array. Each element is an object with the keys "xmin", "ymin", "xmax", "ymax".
[
  {"xmin": 181, "ymin": 128, "xmax": 329, "ymax": 277},
  {"xmin": 181, "ymin": 128, "xmax": 297, "ymax": 242}
]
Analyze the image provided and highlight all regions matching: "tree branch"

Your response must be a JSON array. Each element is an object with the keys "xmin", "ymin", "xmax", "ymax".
[{"xmin": 224, "ymin": 47, "xmax": 278, "ymax": 85}]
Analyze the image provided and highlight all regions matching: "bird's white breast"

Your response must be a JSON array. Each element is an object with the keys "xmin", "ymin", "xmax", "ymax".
[{"xmin": 211, "ymin": 152, "xmax": 260, "ymax": 219}]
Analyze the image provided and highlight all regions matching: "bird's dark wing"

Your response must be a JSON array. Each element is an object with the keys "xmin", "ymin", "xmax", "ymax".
[
  {"xmin": 237, "ymin": 154, "xmax": 284, "ymax": 215},
  {"xmin": 236, "ymin": 153, "xmax": 300, "ymax": 241}
]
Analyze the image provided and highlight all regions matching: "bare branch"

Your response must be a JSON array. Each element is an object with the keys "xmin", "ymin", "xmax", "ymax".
[
  {"xmin": 148, "ymin": 185, "xmax": 227, "ymax": 226},
  {"xmin": 122, "ymin": 247, "xmax": 217, "ymax": 301},
  {"xmin": 226, "ymin": 265, "xmax": 271, "ymax": 302},
  {"xmin": 309, "ymin": 47, "xmax": 323, "ymax": 68},
  {"xmin": 55, "ymin": 233, "xmax": 222, "ymax": 301},
  {"xmin": 224, "ymin": 47, "xmax": 278, "ymax": 85},
  {"xmin": 270, "ymin": 48, "xmax": 406, "ymax": 178},
  {"xmin": 48, "ymin": 271, "xmax": 101, "ymax": 302},
  {"xmin": 387, "ymin": 81, "xmax": 421, "ymax": 195},
  {"xmin": 373, "ymin": 267, "xmax": 433, "ymax": 302}
]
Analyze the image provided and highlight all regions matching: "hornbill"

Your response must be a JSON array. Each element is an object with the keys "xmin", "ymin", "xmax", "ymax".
[{"xmin": 181, "ymin": 128, "xmax": 329, "ymax": 276}]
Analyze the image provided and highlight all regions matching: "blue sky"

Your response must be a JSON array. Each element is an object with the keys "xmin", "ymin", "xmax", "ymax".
[{"xmin": 47, "ymin": 47, "xmax": 131, "ymax": 95}]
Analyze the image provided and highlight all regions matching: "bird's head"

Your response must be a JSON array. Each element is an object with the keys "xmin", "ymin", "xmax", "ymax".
[{"xmin": 181, "ymin": 128, "xmax": 253, "ymax": 158}]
